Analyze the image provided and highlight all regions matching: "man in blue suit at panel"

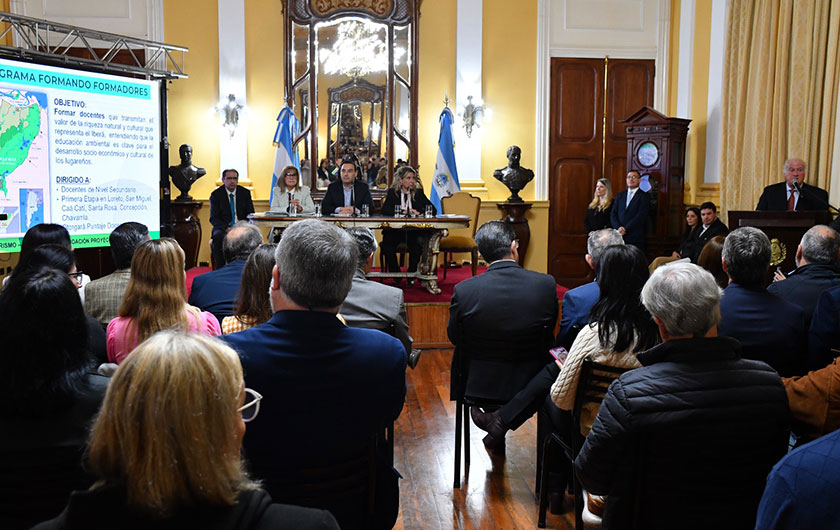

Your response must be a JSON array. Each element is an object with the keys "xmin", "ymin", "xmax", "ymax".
[
  {"xmin": 188, "ymin": 222, "xmax": 262, "ymax": 323},
  {"xmin": 555, "ymin": 228, "xmax": 624, "ymax": 349},
  {"xmin": 223, "ymin": 220, "xmax": 405, "ymax": 530},
  {"xmin": 611, "ymin": 170, "xmax": 650, "ymax": 250},
  {"xmin": 719, "ymin": 227, "xmax": 808, "ymax": 377}
]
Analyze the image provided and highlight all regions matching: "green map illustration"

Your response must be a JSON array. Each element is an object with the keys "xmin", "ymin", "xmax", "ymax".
[{"xmin": 0, "ymin": 93, "xmax": 42, "ymax": 197}]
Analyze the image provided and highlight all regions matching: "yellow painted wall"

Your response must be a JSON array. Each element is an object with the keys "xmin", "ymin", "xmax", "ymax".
[{"xmin": 667, "ymin": 0, "xmax": 681, "ymax": 117}]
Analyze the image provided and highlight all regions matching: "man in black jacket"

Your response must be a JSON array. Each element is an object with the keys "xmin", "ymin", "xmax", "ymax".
[
  {"xmin": 689, "ymin": 201, "xmax": 729, "ymax": 262},
  {"xmin": 320, "ymin": 157, "xmax": 374, "ymax": 216},
  {"xmin": 209, "ymin": 168, "xmax": 254, "ymax": 268},
  {"xmin": 575, "ymin": 262, "xmax": 790, "ymax": 530},
  {"xmin": 756, "ymin": 157, "xmax": 829, "ymax": 211}
]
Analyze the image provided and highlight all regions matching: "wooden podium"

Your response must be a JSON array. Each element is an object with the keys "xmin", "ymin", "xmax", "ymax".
[{"xmin": 728, "ymin": 210, "xmax": 832, "ymax": 273}]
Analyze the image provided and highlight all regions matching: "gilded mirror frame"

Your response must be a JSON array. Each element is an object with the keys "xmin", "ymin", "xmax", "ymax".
[{"xmin": 282, "ymin": 0, "xmax": 421, "ymax": 196}]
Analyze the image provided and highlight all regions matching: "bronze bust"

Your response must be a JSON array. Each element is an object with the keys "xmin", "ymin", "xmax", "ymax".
[
  {"xmin": 493, "ymin": 145, "xmax": 534, "ymax": 203},
  {"xmin": 168, "ymin": 144, "xmax": 206, "ymax": 201}
]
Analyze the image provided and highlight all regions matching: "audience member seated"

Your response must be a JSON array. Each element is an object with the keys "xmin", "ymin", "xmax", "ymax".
[
  {"xmin": 107, "ymin": 238, "xmax": 221, "ymax": 364},
  {"xmin": 222, "ymin": 243, "xmax": 276, "ymax": 334},
  {"xmin": 84, "ymin": 222, "xmax": 149, "ymax": 329},
  {"xmin": 6, "ymin": 223, "xmax": 91, "ymax": 298},
  {"xmin": 689, "ymin": 202, "xmax": 729, "ymax": 263},
  {"xmin": 380, "ymin": 165, "xmax": 436, "ymax": 276},
  {"xmin": 696, "ymin": 235, "xmax": 728, "ymax": 289},
  {"xmin": 555, "ymin": 229, "xmax": 624, "ymax": 350},
  {"xmin": 768, "ymin": 224, "xmax": 840, "ymax": 324},
  {"xmin": 341, "ymin": 227, "xmax": 418, "ymax": 367},
  {"xmin": 719, "ymin": 227, "xmax": 808, "ymax": 376},
  {"xmin": 190, "ymin": 222, "xmax": 263, "ymax": 323},
  {"xmin": 0, "ymin": 267, "xmax": 109, "ymax": 528},
  {"xmin": 222, "ymin": 220, "xmax": 405, "ymax": 530},
  {"xmin": 448, "ymin": 221, "xmax": 558, "ymax": 455},
  {"xmin": 648, "ymin": 207, "xmax": 700, "ymax": 272},
  {"xmin": 17, "ymin": 245, "xmax": 106, "ymax": 364},
  {"xmin": 808, "ymin": 285, "xmax": 840, "ymax": 369},
  {"xmin": 575, "ymin": 263, "xmax": 790, "ymax": 529},
  {"xmin": 755, "ymin": 427, "xmax": 840, "ymax": 530},
  {"xmin": 33, "ymin": 331, "xmax": 339, "ymax": 530},
  {"xmin": 782, "ymin": 357, "xmax": 840, "ymax": 444}
]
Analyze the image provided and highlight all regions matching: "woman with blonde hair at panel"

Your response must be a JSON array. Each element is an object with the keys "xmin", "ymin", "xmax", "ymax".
[
  {"xmin": 106, "ymin": 238, "xmax": 221, "ymax": 364},
  {"xmin": 32, "ymin": 331, "xmax": 339, "ymax": 529},
  {"xmin": 271, "ymin": 165, "xmax": 315, "ymax": 215}
]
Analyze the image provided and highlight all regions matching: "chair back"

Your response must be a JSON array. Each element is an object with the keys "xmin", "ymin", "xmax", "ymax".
[
  {"xmin": 570, "ymin": 358, "xmax": 629, "ymax": 452},
  {"xmin": 442, "ymin": 192, "xmax": 481, "ymax": 240}
]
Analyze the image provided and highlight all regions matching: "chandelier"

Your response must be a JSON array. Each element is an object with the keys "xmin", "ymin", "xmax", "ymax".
[{"xmin": 319, "ymin": 19, "xmax": 404, "ymax": 80}]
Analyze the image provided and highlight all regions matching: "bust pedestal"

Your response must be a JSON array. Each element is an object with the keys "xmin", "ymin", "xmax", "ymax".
[
  {"xmin": 169, "ymin": 200, "xmax": 202, "ymax": 269},
  {"xmin": 497, "ymin": 202, "xmax": 532, "ymax": 266}
]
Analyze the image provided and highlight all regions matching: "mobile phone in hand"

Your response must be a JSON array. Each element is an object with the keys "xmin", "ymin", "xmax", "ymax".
[{"xmin": 550, "ymin": 347, "xmax": 568, "ymax": 366}]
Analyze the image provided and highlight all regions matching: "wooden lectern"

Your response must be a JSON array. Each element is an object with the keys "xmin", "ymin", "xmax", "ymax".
[{"xmin": 728, "ymin": 210, "xmax": 832, "ymax": 273}]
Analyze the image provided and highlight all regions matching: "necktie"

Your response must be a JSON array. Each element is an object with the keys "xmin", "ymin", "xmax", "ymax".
[
  {"xmin": 229, "ymin": 193, "xmax": 236, "ymax": 226},
  {"xmin": 787, "ymin": 187, "xmax": 796, "ymax": 211},
  {"xmin": 626, "ymin": 190, "xmax": 634, "ymax": 207}
]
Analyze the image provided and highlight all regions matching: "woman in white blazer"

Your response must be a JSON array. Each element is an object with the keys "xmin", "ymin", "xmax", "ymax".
[{"xmin": 271, "ymin": 165, "xmax": 315, "ymax": 214}]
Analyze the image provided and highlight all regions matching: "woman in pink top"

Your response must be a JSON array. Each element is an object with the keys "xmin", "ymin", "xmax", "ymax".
[{"xmin": 107, "ymin": 238, "xmax": 221, "ymax": 363}]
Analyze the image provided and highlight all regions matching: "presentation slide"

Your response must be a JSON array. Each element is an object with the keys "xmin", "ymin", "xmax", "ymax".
[{"xmin": 0, "ymin": 57, "xmax": 160, "ymax": 252}]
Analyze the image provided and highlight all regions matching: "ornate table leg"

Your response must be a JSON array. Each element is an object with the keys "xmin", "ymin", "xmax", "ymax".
[{"xmin": 417, "ymin": 228, "xmax": 447, "ymax": 295}]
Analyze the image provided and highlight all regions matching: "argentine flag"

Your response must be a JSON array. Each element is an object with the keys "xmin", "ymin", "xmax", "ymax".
[
  {"xmin": 430, "ymin": 107, "xmax": 460, "ymax": 213},
  {"xmin": 270, "ymin": 106, "xmax": 300, "ymax": 209}
]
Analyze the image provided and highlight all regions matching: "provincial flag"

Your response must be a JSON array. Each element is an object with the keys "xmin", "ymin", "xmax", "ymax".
[
  {"xmin": 430, "ymin": 107, "xmax": 460, "ymax": 213},
  {"xmin": 270, "ymin": 106, "xmax": 300, "ymax": 209}
]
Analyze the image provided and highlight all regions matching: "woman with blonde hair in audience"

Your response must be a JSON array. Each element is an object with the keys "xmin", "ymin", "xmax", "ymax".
[
  {"xmin": 584, "ymin": 178, "xmax": 613, "ymax": 233},
  {"xmin": 271, "ymin": 165, "xmax": 315, "ymax": 215},
  {"xmin": 222, "ymin": 243, "xmax": 277, "ymax": 334},
  {"xmin": 0, "ymin": 267, "xmax": 109, "ymax": 528},
  {"xmin": 33, "ymin": 331, "xmax": 339, "ymax": 529},
  {"xmin": 106, "ymin": 238, "xmax": 221, "ymax": 364},
  {"xmin": 697, "ymin": 235, "xmax": 728, "ymax": 289}
]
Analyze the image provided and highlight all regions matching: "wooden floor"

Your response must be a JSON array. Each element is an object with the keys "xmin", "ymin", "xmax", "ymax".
[{"xmin": 392, "ymin": 348, "xmax": 575, "ymax": 530}]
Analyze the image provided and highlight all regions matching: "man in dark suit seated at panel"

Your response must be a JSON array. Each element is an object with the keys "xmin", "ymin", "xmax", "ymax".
[
  {"xmin": 610, "ymin": 170, "xmax": 650, "ymax": 250},
  {"xmin": 320, "ymin": 156, "xmax": 375, "ymax": 216},
  {"xmin": 222, "ymin": 220, "xmax": 405, "ymax": 530},
  {"xmin": 575, "ymin": 262, "xmax": 790, "ymax": 530},
  {"xmin": 189, "ymin": 222, "xmax": 263, "ymax": 323},
  {"xmin": 447, "ymin": 220, "xmax": 558, "ymax": 455},
  {"xmin": 209, "ymin": 168, "xmax": 255, "ymax": 268},
  {"xmin": 554, "ymin": 228, "xmax": 624, "ymax": 350},
  {"xmin": 756, "ymin": 157, "xmax": 829, "ymax": 211},
  {"xmin": 718, "ymin": 227, "xmax": 808, "ymax": 376}
]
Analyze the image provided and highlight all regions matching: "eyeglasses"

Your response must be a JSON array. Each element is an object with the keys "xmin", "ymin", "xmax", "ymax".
[
  {"xmin": 285, "ymin": 173, "xmax": 298, "ymax": 178},
  {"xmin": 68, "ymin": 271, "xmax": 84, "ymax": 285},
  {"xmin": 237, "ymin": 388, "xmax": 263, "ymax": 423}
]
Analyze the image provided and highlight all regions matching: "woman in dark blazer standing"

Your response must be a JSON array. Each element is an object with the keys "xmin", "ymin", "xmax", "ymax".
[
  {"xmin": 380, "ymin": 165, "xmax": 436, "ymax": 275},
  {"xmin": 584, "ymin": 178, "xmax": 613, "ymax": 233}
]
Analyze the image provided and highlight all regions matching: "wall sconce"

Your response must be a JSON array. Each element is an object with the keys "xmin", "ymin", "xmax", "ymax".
[
  {"xmin": 459, "ymin": 95, "xmax": 485, "ymax": 138},
  {"xmin": 214, "ymin": 93, "xmax": 244, "ymax": 138}
]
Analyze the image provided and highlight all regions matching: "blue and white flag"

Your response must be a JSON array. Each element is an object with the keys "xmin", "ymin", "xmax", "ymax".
[
  {"xmin": 430, "ymin": 107, "xmax": 460, "ymax": 213},
  {"xmin": 270, "ymin": 106, "xmax": 300, "ymax": 208}
]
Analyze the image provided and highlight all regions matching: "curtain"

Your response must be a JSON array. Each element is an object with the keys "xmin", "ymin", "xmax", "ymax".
[{"xmin": 720, "ymin": 0, "xmax": 840, "ymax": 214}]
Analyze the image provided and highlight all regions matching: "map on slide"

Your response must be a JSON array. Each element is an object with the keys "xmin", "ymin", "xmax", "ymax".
[{"xmin": 0, "ymin": 88, "xmax": 48, "ymax": 235}]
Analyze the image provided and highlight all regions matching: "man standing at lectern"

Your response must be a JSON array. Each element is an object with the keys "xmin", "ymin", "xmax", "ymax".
[
  {"xmin": 756, "ymin": 158, "xmax": 829, "ymax": 211},
  {"xmin": 209, "ymin": 168, "xmax": 255, "ymax": 268}
]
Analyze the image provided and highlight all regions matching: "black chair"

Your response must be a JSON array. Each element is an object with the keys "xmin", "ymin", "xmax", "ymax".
[
  {"xmin": 265, "ymin": 425, "xmax": 394, "ymax": 530},
  {"xmin": 451, "ymin": 324, "xmax": 553, "ymax": 488},
  {"xmin": 537, "ymin": 358, "xmax": 629, "ymax": 529}
]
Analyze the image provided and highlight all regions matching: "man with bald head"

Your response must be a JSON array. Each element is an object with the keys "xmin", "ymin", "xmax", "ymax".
[{"xmin": 756, "ymin": 158, "xmax": 829, "ymax": 211}]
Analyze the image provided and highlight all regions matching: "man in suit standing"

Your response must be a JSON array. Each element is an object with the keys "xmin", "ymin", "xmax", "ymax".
[
  {"xmin": 320, "ymin": 157, "xmax": 374, "ymax": 216},
  {"xmin": 209, "ymin": 168, "xmax": 255, "ymax": 269},
  {"xmin": 84, "ymin": 222, "xmax": 149, "ymax": 328},
  {"xmin": 189, "ymin": 222, "xmax": 263, "ymax": 323},
  {"xmin": 342, "ymin": 227, "xmax": 419, "ymax": 368},
  {"xmin": 719, "ymin": 227, "xmax": 808, "ymax": 376},
  {"xmin": 610, "ymin": 170, "xmax": 650, "ymax": 249},
  {"xmin": 689, "ymin": 201, "xmax": 729, "ymax": 262},
  {"xmin": 222, "ymin": 220, "xmax": 405, "ymax": 530},
  {"xmin": 756, "ymin": 158, "xmax": 829, "ymax": 211},
  {"xmin": 448, "ymin": 221, "xmax": 558, "ymax": 454},
  {"xmin": 555, "ymin": 228, "xmax": 624, "ymax": 349}
]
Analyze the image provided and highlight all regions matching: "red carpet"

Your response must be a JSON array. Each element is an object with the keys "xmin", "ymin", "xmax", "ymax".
[{"xmin": 186, "ymin": 265, "xmax": 569, "ymax": 304}]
